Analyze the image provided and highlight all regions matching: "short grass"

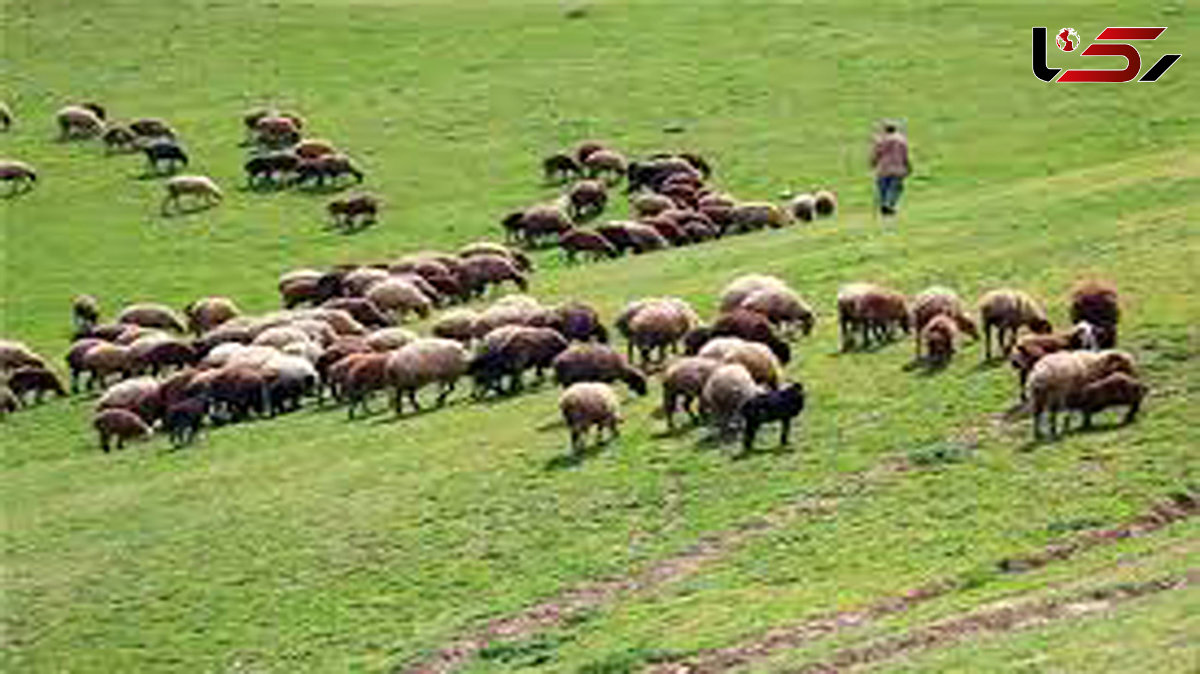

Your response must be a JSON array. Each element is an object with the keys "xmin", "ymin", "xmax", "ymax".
[{"xmin": 2, "ymin": 0, "xmax": 1198, "ymax": 672}]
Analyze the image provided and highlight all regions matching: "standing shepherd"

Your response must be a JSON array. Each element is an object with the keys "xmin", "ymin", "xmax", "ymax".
[{"xmin": 871, "ymin": 122, "xmax": 911, "ymax": 216}]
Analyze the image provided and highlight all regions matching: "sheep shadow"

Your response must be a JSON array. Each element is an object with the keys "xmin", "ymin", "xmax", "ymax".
[
  {"xmin": 905, "ymin": 358, "xmax": 949, "ymax": 377},
  {"xmin": 161, "ymin": 202, "xmax": 217, "ymax": 218},
  {"xmin": 1, "ymin": 186, "xmax": 35, "ymax": 199},
  {"xmin": 544, "ymin": 441, "xmax": 609, "ymax": 471},
  {"xmin": 735, "ymin": 440, "xmax": 799, "ymax": 461},
  {"xmin": 368, "ymin": 404, "xmax": 445, "ymax": 424}
]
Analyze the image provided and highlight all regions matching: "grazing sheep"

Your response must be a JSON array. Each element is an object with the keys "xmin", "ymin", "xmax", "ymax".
[
  {"xmin": 574, "ymin": 140, "xmax": 606, "ymax": 165},
  {"xmin": 739, "ymin": 287, "xmax": 816, "ymax": 337},
  {"xmin": 559, "ymin": 228, "xmax": 618, "ymax": 262},
  {"xmin": 97, "ymin": 376, "xmax": 162, "ymax": 423},
  {"xmin": 459, "ymin": 242, "xmax": 533, "ymax": 272},
  {"xmin": 294, "ymin": 154, "xmax": 364, "ymax": 188},
  {"xmin": 911, "ymin": 286, "xmax": 979, "ymax": 359},
  {"xmin": 567, "ymin": 180, "xmax": 607, "ymax": 220},
  {"xmin": 622, "ymin": 222, "xmax": 670, "ymax": 253},
  {"xmin": 295, "ymin": 138, "xmax": 336, "ymax": 159},
  {"xmin": 6, "ymin": 367, "xmax": 67, "ymax": 405},
  {"xmin": 365, "ymin": 327, "xmax": 419, "ymax": 352},
  {"xmin": 583, "ymin": 149, "xmax": 627, "ymax": 183},
  {"xmin": 262, "ymin": 354, "xmax": 319, "ymax": 414},
  {"xmin": 365, "ymin": 278, "xmax": 432, "ymax": 322},
  {"xmin": 72, "ymin": 294, "xmax": 101, "ymax": 331},
  {"xmin": 460, "ymin": 254, "xmax": 529, "ymax": 297},
  {"xmin": 837, "ymin": 283, "xmax": 910, "ymax": 351},
  {"xmin": 129, "ymin": 118, "xmax": 175, "ymax": 139},
  {"xmin": 632, "ymin": 193, "xmax": 676, "ymax": 218},
  {"xmin": 729, "ymin": 202, "xmax": 788, "ymax": 232},
  {"xmin": 620, "ymin": 298, "xmax": 699, "ymax": 366},
  {"xmin": 661, "ymin": 356, "xmax": 721, "ymax": 429},
  {"xmin": 184, "ymin": 297, "xmax": 240, "ymax": 335},
  {"xmin": 320, "ymin": 298, "xmax": 391, "ymax": 328},
  {"xmin": 594, "ymin": 223, "xmax": 636, "ymax": 255},
  {"xmin": 298, "ymin": 307, "xmax": 367, "ymax": 336},
  {"xmin": 81, "ymin": 343, "xmax": 133, "ymax": 388},
  {"xmin": 920, "ymin": 314, "xmax": 959, "ymax": 367},
  {"xmin": 559, "ymin": 382, "xmax": 622, "ymax": 453},
  {"xmin": 339, "ymin": 266, "xmax": 389, "ymax": 297},
  {"xmin": 503, "ymin": 204, "xmax": 573, "ymax": 247},
  {"xmin": 741, "ymin": 382, "xmax": 806, "ymax": 453},
  {"xmin": 700, "ymin": 363, "xmax": 761, "ymax": 439},
  {"xmin": 1069, "ymin": 280, "xmax": 1119, "ymax": 348},
  {"xmin": 788, "ymin": 193, "xmax": 816, "ymax": 222},
  {"xmin": 162, "ymin": 175, "xmax": 222, "ymax": 214},
  {"xmin": 385, "ymin": 338, "xmax": 469, "ymax": 414},
  {"xmin": 1026, "ymin": 350, "xmax": 1137, "ymax": 439},
  {"xmin": 56, "ymin": 105, "xmax": 104, "ymax": 140},
  {"xmin": 1067, "ymin": 372, "xmax": 1146, "ymax": 430},
  {"xmin": 1008, "ymin": 322, "xmax": 1103, "ymax": 400},
  {"xmin": 0, "ymin": 101, "xmax": 11, "ymax": 131},
  {"xmin": 706, "ymin": 310, "xmax": 792, "ymax": 364},
  {"xmin": 533, "ymin": 301, "xmax": 609, "ymax": 343},
  {"xmin": 328, "ymin": 193, "xmax": 380, "ymax": 230},
  {"xmin": 209, "ymin": 366, "xmax": 271, "ymax": 423},
  {"xmin": 814, "ymin": 190, "xmax": 837, "ymax": 217},
  {"xmin": 117, "ymin": 303, "xmax": 186, "ymax": 333},
  {"xmin": 254, "ymin": 115, "xmax": 301, "ymax": 148},
  {"xmin": 143, "ymin": 139, "xmax": 189, "ymax": 174},
  {"xmin": 164, "ymin": 396, "xmax": 209, "ymax": 448},
  {"xmin": 251, "ymin": 325, "xmax": 312, "ymax": 350},
  {"xmin": 244, "ymin": 151, "xmax": 299, "ymax": 187},
  {"xmin": 552, "ymin": 344, "xmax": 648, "ymax": 395},
  {"xmin": 93, "ymin": 409, "xmax": 153, "ymax": 452},
  {"xmin": 103, "ymin": 126, "xmax": 138, "ymax": 152},
  {"xmin": 719, "ymin": 275, "xmax": 791, "ymax": 313},
  {"xmin": 64, "ymin": 338, "xmax": 104, "ymax": 392},
  {"xmin": 0, "ymin": 160, "xmax": 37, "ymax": 194},
  {"xmin": 698, "ymin": 338, "xmax": 782, "ymax": 389},
  {"xmin": 543, "ymin": 152, "xmax": 582, "ymax": 183},
  {"xmin": 471, "ymin": 295, "xmax": 543, "ymax": 336},
  {"xmin": 158, "ymin": 368, "xmax": 199, "ymax": 410},
  {"xmin": 430, "ymin": 308, "xmax": 479, "ymax": 344},
  {"xmin": 472, "ymin": 326, "xmax": 568, "ymax": 396},
  {"xmin": 626, "ymin": 157, "xmax": 698, "ymax": 193},
  {"xmin": 978, "ymin": 289, "xmax": 1052, "ymax": 360},
  {"xmin": 136, "ymin": 339, "xmax": 199, "ymax": 375},
  {"xmin": 643, "ymin": 216, "xmax": 690, "ymax": 246}
]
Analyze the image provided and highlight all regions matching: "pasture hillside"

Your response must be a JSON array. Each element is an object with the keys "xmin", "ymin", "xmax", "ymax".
[{"xmin": 2, "ymin": 1, "xmax": 1198, "ymax": 673}]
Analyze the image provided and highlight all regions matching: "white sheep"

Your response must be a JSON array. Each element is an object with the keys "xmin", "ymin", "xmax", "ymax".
[{"xmin": 162, "ymin": 175, "xmax": 223, "ymax": 215}]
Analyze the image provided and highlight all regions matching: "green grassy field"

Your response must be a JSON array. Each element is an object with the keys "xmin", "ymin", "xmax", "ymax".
[{"xmin": 2, "ymin": 0, "xmax": 1198, "ymax": 672}]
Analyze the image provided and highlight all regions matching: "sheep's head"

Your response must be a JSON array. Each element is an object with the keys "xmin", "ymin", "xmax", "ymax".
[
  {"xmin": 1097, "ymin": 350, "xmax": 1136, "ymax": 378},
  {"xmin": 1028, "ymin": 317, "xmax": 1053, "ymax": 334}
]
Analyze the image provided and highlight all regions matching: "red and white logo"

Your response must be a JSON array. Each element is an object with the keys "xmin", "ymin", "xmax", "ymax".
[
  {"xmin": 1033, "ymin": 26, "xmax": 1182, "ymax": 83},
  {"xmin": 1056, "ymin": 28, "xmax": 1080, "ymax": 51}
]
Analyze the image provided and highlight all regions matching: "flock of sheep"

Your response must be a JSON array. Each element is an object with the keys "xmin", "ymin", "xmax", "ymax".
[{"xmin": 1, "ymin": 100, "xmax": 1146, "ymax": 457}]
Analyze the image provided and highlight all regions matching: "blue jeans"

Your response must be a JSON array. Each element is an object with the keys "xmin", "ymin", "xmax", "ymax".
[{"xmin": 876, "ymin": 176, "xmax": 904, "ymax": 211}]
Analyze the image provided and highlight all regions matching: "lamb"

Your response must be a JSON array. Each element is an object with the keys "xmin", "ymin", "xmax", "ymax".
[
  {"xmin": 559, "ymin": 228, "xmax": 618, "ymax": 262},
  {"xmin": 365, "ymin": 278, "xmax": 432, "ymax": 322},
  {"xmin": 72, "ymin": 294, "xmax": 101, "ymax": 331},
  {"xmin": 328, "ymin": 193, "xmax": 380, "ymax": 230},
  {"xmin": 977, "ymin": 289, "xmax": 1053, "ymax": 360},
  {"xmin": 567, "ymin": 180, "xmax": 607, "ymax": 220},
  {"xmin": 700, "ymin": 363, "xmax": 762, "ymax": 439},
  {"xmin": 365, "ymin": 327, "xmax": 419, "ymax": 352},
  {"xmin": 559, "ymin": 382, "xmax": 622, "ymax": 454},
  {"xmin": 0, "ymin": 160, "xmax": 37, "ymax": 194},
  {"xmin": 1066, "ymin": 372, "xmax": 1146, "ymax": 430},
  {"xmin": 295, "ymin": 139, "xmax": 336, "ymax": 159},
  {"xmin": 385, "ymin": 338, "xmax": 470, "ymax": 415},
  {"xmin": 6, "ymin": 367, "xmax": 67, "ymax": 405},
  {"xmin": 543, "ymin": 153, "xmax": 583, "ymax": 183},
  {"xmin": 117, "ymin": 303, "xmax": 187, "ymax": 333},
  {"xmin": 459, "ymin": 254, "xmax": 529, "ymax": 297},
  {"xmin": 741, "ymin": 382, "xmax": 806, "ymax": 453},
  {"xmin": 184, "ymin": 297, "xmax": 241, "ymax": 334},
  {"xmin": 813, "ymin": 190, "xmax": 837, "ymax": 217},
  {"xmin": 162, "ymin": 175, "xmax": 222, "ymax": 214},
  {"xmin": 81, "ymin": 343, "xmax": 133, "ymax": 388},
  {"xmin": 129, "ymin": 118, "xmax": 175, "ymax": 139},
  {"xmin": 788, "ymin": 193, "xmax": 816, "ymax": 223},
  {"xmin": 1069, "ymin": 280, "xmax": 1119, "ymax": 348},
  {"xmin": 56, "ymin": 105, "xmax": 104, "ymax": 139},
  {"xmin": 164, "ymin": 396, "xmax": 209, "ymax": 448},
  {"xmin": 93, "ymin": 409, "xmax": 153, "ymax": 452},
  {"xmin": 1026, "ymin": 350, "xmax": 1137, "ymax": 439},
  {"xmin": 738, "ymin": 287, "xmax": 816, "ymax": 337},
  {"xmin": 920, "ymin": 314, "xmax": 959, "ymax": 367},
  {"xmin": 552, "ymin": 344, "xmax": 648, "ymax": 395},
  {"xmin": 661, "ymin": 356, "xmax": 721, "ymax": 429},
  {"xmin": 244, "ymin": 151, "xmax": 299, "ymax": 187},
  {"xmin": 911, "ymin": 287, "xmax": 979, "ymax": 359},
  {"xmin": 142, "ymin": 139, "xmax": 189, "ymax": 174},
  {"xmin": 837, "ymin": 283, "xmax": 910, "ymax": 351},
  {"xmin": 698, "ymin": 338, "xmax": 782, "ymax": 389},
  {"xmin": 729, "ymin": 202, "xmax": 789, "ymax": 232}
]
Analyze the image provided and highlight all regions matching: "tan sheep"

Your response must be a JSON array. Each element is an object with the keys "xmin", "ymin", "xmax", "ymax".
[
  {"xmin": 559, "ymin": 382, "xmax": 622, "ymax": 453},
  {"xmin": 341, "ymin": 353, "xmax": 392, "ymax": 418},
  {"xmin": 701, "ymin": 363, "xmax": 762, "ymax": 439},
  {"xmin": 81, "ymin": 343, "xmax": 133, "ymax": 388},
  {"xmin": 56, "ymin": 105, "xmax": 104, "ymax": 139},
  {"xmin": 93, "ymin": 409, "xmax": 154, "ymax": 452},
  {"xmin": 365, "ymin": 278, "xmax": 432, "ymax": 322},
  {"xmin": 385, "ymin": 338, "xmax": 469, "ymax": 414},
  {"xmin": 698, "ymin": 338, "xmax": 782, "ymax": 389},
  {"xmin": 911, "ymin": 286, "xmax": 978, "ymax": 360},
  {"xmin": 0, "ymin": 339, "xmax": 47, "ymax": 372},
  {"xmin": 718, "ymin": 274, "xmax": 791, "ymax": 313},
  {"xmin": 738, "ymin": 286, "xmax": 816, "ymax": 337},
  {"xmin": 1026, "ymin": 350, "xmax": 1137, "ymax": 439},
  {"xmin": 977, "ymin": 289, "xmax": 1052, "ymax": 360},
  {"xmin": 365, "ymin": 327, "xmax": 419, "ymax": 352},
  {"xmin": 661, "ymin": 356, "xmax": 721, "ymax": 429},
  {"xmin": 920, "ymin": 314, "xmax": 958, "ymax": 366},
  {"xmin": 432, "ymin": 308, "xmax": 481, "ymax": 343},
  {"xmin": 162, "ymin": 175, "xmax": 223, "ymax": 214},
  {"xmin": 184, "ymin": 296, "xmax": 240, "ymax": 334},
  {"xmin": 117, "ymin": 303, "xmax": 187, "ymax": 333}
]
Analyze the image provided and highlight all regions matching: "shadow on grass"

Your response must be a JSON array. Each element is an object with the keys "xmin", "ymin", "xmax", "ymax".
[
  {"xmin": 161, "ymin": 202, "xmax": 218, "ymax": 218},
  {"xmin": 544, "ymin": 440, "xmax": 609, "ymax": 471},
  {"xmin": 735, "ymin": 440, "xmax": 798, "ymax": 461}
]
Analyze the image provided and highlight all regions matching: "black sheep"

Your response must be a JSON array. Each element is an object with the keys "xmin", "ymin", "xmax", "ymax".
[
  {"xmin": 164, "ymin": 396, "xmax": 209, "ymax": 448},
  {"xmin": 542, "ymin": 153, "xmax": 582, "ymax": 183},
  {"xmin": 143, "ymin": 140, "xmax": 188, "ymax": 174},
  {"xmin": 741, "ymin": 382, "xmax": 806, "ymax": 453},
  {"xmin": 244, "ymin": 152, "xmax": 299, "ymax": 187}
]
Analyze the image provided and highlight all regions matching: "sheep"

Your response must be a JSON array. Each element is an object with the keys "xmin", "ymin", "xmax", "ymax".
[
  {"xmin": 642, "ymin": 216, "xmax": 690, "ymax": 246},
  {"xmin": 262, "ymin": 354, "xmax": 319, "ymax": 414},
  {"xmin": 1008, "ymin": 322, "xmax": 1104, "ymax": 400},
  {"xmin": 56, "ymin": 105, "xmax": 104, "ymax": 140},
  {"xmin": 632, "ymin": 193, "xmax": 676, "ymax": 218},
  {"xmin": 97, "ymin": 376, "xmax": 162, "ymax": 423},
  {"xmin": 559, "ymin": 228, "xmax": 618, "ymax": 262},
  {"xmin": 719, "ymin": 275, "xmax": 791, "ymax": 313},
  {"xmin": 102, "ymin": 126, "xmax": 138, "ymax": 153},
  {"xmin": 910, "ymin": 287, "xmax": 978, "ymax": 360},
  {"xmin": 702, "ymin": 310, "xmax": 792, "ymax": 364},
  {"xmin": 319, "ymin": 298, "xmax": 391, "ymax": 329},
  {"xmin": 81, "ymin": 343, "xmax": 133, "ymax": 388},
  {"xmin": 622, "ymin": 222, "xmax": 670, "ymax": 253},
  {"xmin": 920, "ymin": 314, "xmax": 959, "ymax": 367},
  {"xmin": 6, "ymin": 367, "xmax": 67, "ymax": 405},
  {"xmin": 729, "ymin": 202, "xmax": 788, "ymax": 232},
  {"xmin": 559, "ymin": 382, "xmax": 622, "ymax": 453},
  {"xmin": 567, "ymin": 180, "xmax": 607, "ymax": 220},
  {"xmin": 699, "ymin": 338, "xmax": 782, "ymax": 389},
  {"xmin": 626, "ymin": 157, "xmax": 698, "ymax": 194},
  {"xmin": 620, "ymin": 298, "xmax": 699, "ymax": 366},
  {"xmin": 543, "ymin": 152, "xmax": 583, "ymax": 183},
  {"xmin": 788, "ymin": 193, "xmax": 816, "ymax": 222},
  {"xmin": 502, "ymin": 204, "xmax": 573, "ymax": 247},
  {"xmin": 0, "ymin": 160, "xmax": 37, "ymax": 194},
  {"xmin": 209, "ymin": 366, "xmax": 271, "ymax": 423},
  {"xmin": 135, "ymin": 339, "xmax": 199, "ymax": 375},
  {"xmin": 183, "ymin": 297, "xmax": 240, "ymax": 335},
  {"xmin": 814, "ymin": 190, "xmax": 837, "ymax": 217},
  {"xmin": 1026, "ymin": 350, "xmax": 1137, "ymax": 439},
  {"xmin": 0, "ymin": 101, "xmax": 11, "ymax": 131},
  {"xmin": 682, "ymin": 220, "xmax": 717, "ymax": 243},
  {"xmin": 430, "ymin": 308, "xmax": 479, "ymax": 344},
  {"xmin": 244, "ymin": 151, "xmax": 299, "ymax": 187},
  {"xmin": 338, "ymin": 267, "xmax": 388, "ymax": 297},
  {"xmin": 738, "ymin": 287, "xmax": 816, "ymax": 337},
  {"xmin": 701, "ymin": 363, "xmax": 761, "ymax": 439},
  {"xmin": 459, "ymin": 254, "xmax": 529, "ymax": 297},
  {"xmin": 595, "ymin": 223, "xmax": 636, "ymax": 255},
  {"xmin": 365, "ymin": 278, "xmax": 432, "ymax": 322},
  {"xmin": 71, "ymin": 294, "xmax": 100, "ymax": 331},
  {"xmin": 459, "ymin": 242, "xmax": 533, "ymax": 272},
  {"xmin": 252, "ymin": 325, "xmax": 312, "ymax": 350},
  {"xmin": 552, "ymin": 344, "xmax": 648, "ymax": 395},
  {"xmin": 117, "ymin": 303, "xmax": 187, "ymax": 333},
  {"xmin": 93, "ymin": 409, "xmax": 153, "ymax": 452},
  {"xmin": 294, "ymin": 154, "xmax": 364, "ymax": 188},
  {"xmin": 328, "ymin": 193, "xmax": 380, "ymax": 230},
  {"xmin": 192, "ymin": 324, "xmax": 256, "ymax": 358},
  {"xmin": 142, "ymin": 139, "xmax": 189, "ymax": 174},
  {"xmin": 129, "ymin": 118, "xmax": 175, "ymax": 139},
  {"xmin": 532, "ymin": 301, "xmax": 609, "ymax": 343},
  {"xmin": 64, "ymin": 338, "xmax": 104, "ymax": 392},
  {"xmin": 583, "ymin": 149, "xmax": 627, "ymax": 184},
  {"xmin": 661, "ymin": 356, "xmax": 721, "ymax": 429},
  {"xmin": 741, "ymin": 382, "xmax": 806, "ymax": 453},
  {"xmin": 470, "ymin": 326, "xmax": 568, "ymax": 396},
  {"xmin": 977, "ymin": 289, "xmax": 1053, "ymax": 360},
  {"xmin": 255, "ymin": 115, "xmax": 301, "ymax": 148},
  {"xmin": 114, "ymin": 325, "xmax": 168, "ymax": 345},
  {"xmin": 385, "ymin": 338, "xmax": 469, "ymax": 415},
  {"xmin": 162, "ymin": 175, "xmax": 222, "ymax": 214},
  {"xmin": 295, "ymin": 138, "xmax": 336, "ymax": 159},
  {"xmin": 1066, "ymin": 372, "xmax": 1146, "ymax": 430},
  {"xmin": 296, "ymin": 308, "xmax": 367, "ymax": 336},
  {"xmin": 1069, "ymin": 280, "xmax": 1119, "ymax": 348},
  {"xmin": 837, "ymin": 283, "xmax": 910, "ymax": 351},
  {"xmin": 164, "ymin": 396, "xmax": 209, "ymax": 448},
  {"xmin": 471, "ymin": 295, "xmax": 543, "ymax": 337},
  {"xmin": 158, "ymin": 368, "xmax": 199, "ymax": 410},
  {"xmin": 365, "ymin": 327, "xmax": 419, "ymax": 352},
  {"xmin": 575, "ymin": 140, "xmax": 607, "ymax": 165}
]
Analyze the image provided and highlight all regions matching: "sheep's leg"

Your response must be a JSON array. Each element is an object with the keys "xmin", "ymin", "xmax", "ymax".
[
  {"xmin": 408, "ymin": 390, "xmax": 420, "ymax": 411},
  {"xmin": 983, "ymin": 324, "xmax": 993, "ymax": 360},
  {"xmin": 781, "ymin": 417, "xmax": 793, "ymax": 445}
]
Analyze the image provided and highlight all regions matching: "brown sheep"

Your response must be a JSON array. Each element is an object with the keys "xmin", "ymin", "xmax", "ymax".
[
  {"xmin": 502, "ymin": 205, "xmax": 573, "ymax": 247},
  {"xmin": 977, "ymin": 289, "xmax": 1053, "ymax": 360},
  {"xmin": 543, "ymin": 152, "xmax": 582, "ymax": 183},
  {"xmin": 920, "ymin": 314, "xmax": 959, "ymax": 367},
  {"xmin": 1008, "ymin": 323, "xmax": 1104, "ymax": 401},
  {"xmin": 662, "ymin": 356, "xmax": 721, "ymax": 429},
  {"xmin": 0, "ymin": 160, "xmax": 37, "ymax": 195},
  {"xmin": 837, "ymin": 283, "xmax": 909, "ymax": 351},
  {"xmin": 328, "ymin": 193, "xmax": 379, "ymax": 230},
  {"xmin": 623, "ymin": 222, "xmax": 670, "ymax": 253},
  {"xmin": 559, "ymin": 228, "xmax": 618, "ymax": 262},
  {"xmin": 321, "ymin": 297, "xmax": 392, "ymax": 328},
  {"xmin": 117, "ymin": 303, "xmax": 187, "ymax": 333},
  {"xmin": 93, "ymin": 409, "xmax": 153, "ymax": 452},
  {"xmin": 459, "ymin": 254, "xmax": 529, "ymax": 297},
  {"xmin": 64, "ymin": 338, "xmax": 105, "ymax": 392},
  {"xmin": 1066, "ymin": 372, "xmax": 1146, "ymax": 430},
  {"xmin": 81, "ymin": 343, "xmax": 133, "ymax": 389},
  {"xmin": 567, "ymin": 180, "xmax": 607, "ymax": 220},
  {"xmin": 385, "ymin": 338, "xmax": 469, "ymax": 414},
  {"xmin": 295, "ymin": 138, "xmax": 336, "ymax": 159},
  {"xmin": 574, "ymin": 140, "xmax": 606, "ymax": 165},
  {"xmin": 552, "ymin": 344, "xmax": 648, "ymax": 395},
  {"xmin": 6, "ymin": 367, "xmax": 67, "ymax": 405},
  {"xmin": 1027, "ymin": 350, "xmax": 1136, "ymax": 439},
  {"xmin": 129, "ymin": 118, "xmax": 175, "ymax": 139},
  {"xmin": 729, "ymin": 202, "xmax": 788, "ymax": 232},
  {"xmin": 911, "ymin": 287, "xmax": 979, "ymax": 360},
  {"xmin": 459, "ymin": 242, "xmax": 533, "ymax": 272},
  {"xmin": 56, "ymin": 105, "xmax": 104, "ymax": 140},
  {"xmin": 530, "ymin": 301, "xmax": 609, "ymax": 343},
  {"xmin": 631, "ymin": 193, "xmax": 676, "ymax": 218},
  {"xmin": 583, "ymin": 149, "xmax": 627, "ymax": 183},
  {"xmin": 103, "ymin": 126, "xmax": 138, "ymax": 153},
  {"xmin": 642, "ymin": 216, "xmax": 690, "ymax": 246},
  {"xmin": 559, "ymin": 382, "xmax": 622, "ymax": 453},
  {"xmin": 184, "ymin": 297, "xmax": 241, "ymax": 335},
  {"xmin": 1069, "ymin": 280, "xmax": 1119, "ymax": 348},
  {"xmin": 814, "ymin": 190, "xmax": 837, "ymax": 217},
  {"xmin": 72, "ymin": 294, "xmax": 101, "ymax": 331}
]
